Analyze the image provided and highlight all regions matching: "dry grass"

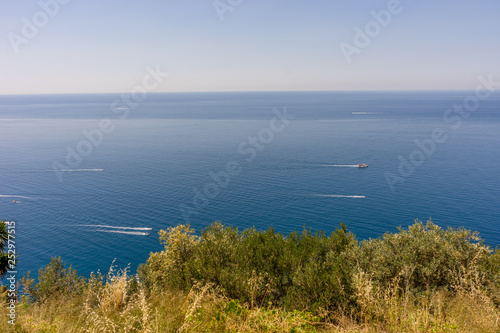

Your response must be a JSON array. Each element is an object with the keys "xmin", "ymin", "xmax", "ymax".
[
  {"xmin": 2, "ymin": 256, "xmax": 499, "ymax": 333},
  {"xmin": 1, "ymin": 283, "xmax": 499, "ymax": 333},
  {"xmin": 345, "ymin": 257, "xmax": 500, "ymax": 333}
]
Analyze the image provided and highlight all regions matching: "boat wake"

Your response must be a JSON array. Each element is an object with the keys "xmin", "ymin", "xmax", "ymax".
[
  {"xmin": 95, "ymin": 229, "xmax": 150, "ymax": 236},
  {"xmin": 318, "ymin": 164, "xmax": 359, "ymax": 167},
  {"xmin": 81, "ymin": 224, "xmax": 152, "ymax": 236},
  {"xmin": 80, "ymin": 225, "xmax": 153, "ymax": 231},
  {"xmin": 314, "ymin": 194, "xmax": 366, "ymax": 198},
  {"xmin": 42, "ymin": 169, "xmax": 104, "ymax": 172},
  {"xmin": 0, "ymin": 195, "xmax": 31, "ymax": 199}
]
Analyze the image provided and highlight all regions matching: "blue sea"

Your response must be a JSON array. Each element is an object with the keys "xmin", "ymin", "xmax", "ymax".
[{"xmin": 1, "ymin": 91, "xmax": 499, "ymax": 278}]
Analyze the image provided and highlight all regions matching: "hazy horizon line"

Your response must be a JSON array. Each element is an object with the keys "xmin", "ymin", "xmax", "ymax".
[{"xmin": 0, "ymin": 89, "xmax": 490, "ymax": 97}]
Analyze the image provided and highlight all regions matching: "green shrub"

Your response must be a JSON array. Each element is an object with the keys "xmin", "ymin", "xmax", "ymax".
[
  {"xmin": 284, "ymin": 224, "xmax": 357, "ymax": 311},
  {"xmin": 352, "ymin": 219, "xmax": 491, "ymax": 292},
  {"xmin": 21, "ymin": 257, "xmax": 86, "ymax": 302},
  {"xmin": 7, "ymin": 219, "xmax": 500, "ymax": 332},
  {"xmin": 193, "ymin": 222, "xmax": 242, "ymax": 297},
  {"xmin": 142, "ymin": 224, "xmax": 200, "ymax": 291},
  {"xmin": 236, "ymin": 226, "xmax": 290, "ymax": 305},
  {"xmin": 135, "ymin": 219, "xmax": 500, "ymax": 317},
  {"xmin": 484, "ymin": 247, "xmax": 500, "ymax": 286},
  {"xmin": 143, "ymin": 222, "xmax": 357, "ymax": 312}
]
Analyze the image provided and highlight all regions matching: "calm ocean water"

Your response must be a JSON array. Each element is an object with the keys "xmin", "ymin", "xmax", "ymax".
[{"xmin": 1, "ymin": 91, "xmax": 499, "ymax": 278}]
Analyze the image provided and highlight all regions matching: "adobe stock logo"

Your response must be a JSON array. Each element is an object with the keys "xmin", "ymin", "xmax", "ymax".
[
  {"xmin": 213, "ymin": 0, "xmax": 244, "ymax": 21},
  {"xmin": 339, "ymin": 0, "xmax": 410, "ymax": 64},
  {"xmin": 51, "ymin": 65, "xmax": 170, "ymax": 182},
  {"xmin": 179, "ymin": 107, "xmax": 293, "ymax": 223},
  {"xmin": 7, "ymin": 0, "xmax": 71, "ymax": 54},
  {"xmin": 385, "ymin": 74, "xmax": 499, "ymax": 193}
]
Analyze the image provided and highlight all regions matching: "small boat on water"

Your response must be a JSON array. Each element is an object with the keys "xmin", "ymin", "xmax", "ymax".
[{"xmin": 358, "ymin": 163, "xmax": 368, "ymax": 168}]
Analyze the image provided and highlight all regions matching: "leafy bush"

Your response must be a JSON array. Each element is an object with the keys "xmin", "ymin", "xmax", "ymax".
[
  {"xmin": 141, "ymin": 222, "xmax": 357, "ymax": 312},
  {"xmin": 21, "ymin": 257, "xmax": 86, "ymax": 302},
  {"xmin": 352, "ymin": 219, "xmax": 492, "ymax": 292},
  {"xmin": 484, "ymin": 247, "xmax": 500, "ymax": 286},
  {"xmin": 142, "ymin": 219, "xmax": 499, "ymax": 315},
  {"xmin": 284, "ymin": 225, "xmax": 357, "ymax": 311},
  {"xmin": 192, "ymin": 223, "xmax": 242, "ymax": 298},
  {"xmin": 5, "ymin": 219, "xmax": 500, "ymax": 332},
  {"xmin": 141, "ymin": 224, "xmax": 200, "ymax": 292}
]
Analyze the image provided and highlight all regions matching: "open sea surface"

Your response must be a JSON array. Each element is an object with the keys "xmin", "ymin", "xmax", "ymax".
[{"xmin": 1, "ymin": 91, "xmax": 499, "ymax": 278}]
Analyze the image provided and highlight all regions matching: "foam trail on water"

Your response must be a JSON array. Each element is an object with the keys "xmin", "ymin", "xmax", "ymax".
[
  {"xmin": 95, "ymin": 229, "xmax": 150, "ymax": 236},
  {"xmin": 318, "ymin": 164, "xmax": 359, "ymax": 167},
  {"xmin": 80, "ymin": 225, "xmax": 153, "ymax": 231},
  {"xmin": 0, "ymin": 195, "xmax": 31, "ymax": 199},
  {"xmin": 43, "ymin": 169, "xmax": 104, "ymax": 172},
  {"xmin": 314, "ymin": 194, "xmax": 366, "ymax": 198}
]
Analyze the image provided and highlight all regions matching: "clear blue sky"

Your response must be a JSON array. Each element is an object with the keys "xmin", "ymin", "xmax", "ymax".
[{"xmin": 1, "ymin": 0, "xmax": 499, "ymax": 94}]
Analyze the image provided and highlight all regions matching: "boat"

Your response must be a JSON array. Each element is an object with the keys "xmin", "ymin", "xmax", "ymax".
[{"xmin": 358, "ymin": 163, "xmax": 368, "ymax": 168}]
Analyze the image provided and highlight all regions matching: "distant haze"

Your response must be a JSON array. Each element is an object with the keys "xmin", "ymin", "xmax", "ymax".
[{"xmin": 1, "ymin": 0, "xmax": 500, "ymax": 94}]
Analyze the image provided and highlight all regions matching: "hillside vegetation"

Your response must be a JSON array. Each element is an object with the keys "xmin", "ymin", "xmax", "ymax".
[{"xmin": 2, "ymin": 219, "xmax": 500, "ymax": 332}]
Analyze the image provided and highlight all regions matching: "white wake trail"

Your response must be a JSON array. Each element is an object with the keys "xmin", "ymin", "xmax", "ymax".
[
  {"xmin": 80, "ymin": 225, "xmax": 153, "ymax": 231},
  {"xmin": 314, "ymin": 194, "xmax": 366, "ymax": 198},
  {"xmin": 95, "ymin": 229, "xmax": 150, "ymax": 236},
  {"xmin": 0, "ymin": 195, "xmax": 31, "ymax": 199},
  {"xmin": 318, "ymin": 165, "xmax": 359, "ymax": 167},
  {"xmin": 44, "ymin": 169, "xmax": 104, "ymax": 172}
]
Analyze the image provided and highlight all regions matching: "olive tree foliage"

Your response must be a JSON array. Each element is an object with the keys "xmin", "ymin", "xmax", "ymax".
[
  {"xmin": 21, "ymin": 257, "xmax": 86, "ymax": 302},
  {"xmin": 351, "ymin": 219, "xmax": 493, "ymax": 292},
  {"xmin": 141, "ymin": 224, "xmax": 200, "ymax": 291},
  {"xmin": 139, "ymin": 222, "xmax": 358, "ymax": 311}
]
